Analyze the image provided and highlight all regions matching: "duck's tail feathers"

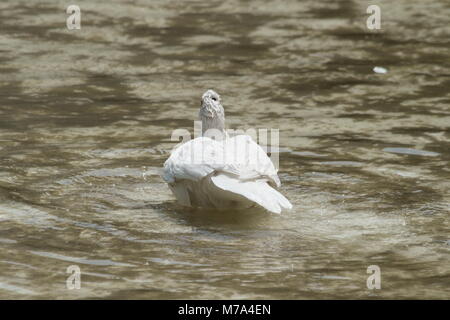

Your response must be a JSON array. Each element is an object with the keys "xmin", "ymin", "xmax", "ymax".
[{"xmin": 211, "ymin": 174, "xmax": 292, "ymax": 214}]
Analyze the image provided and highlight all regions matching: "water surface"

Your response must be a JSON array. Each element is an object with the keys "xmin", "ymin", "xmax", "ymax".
[{"xmin": 0, "ymin": 0, "xmax": 449, "ymax": 299}]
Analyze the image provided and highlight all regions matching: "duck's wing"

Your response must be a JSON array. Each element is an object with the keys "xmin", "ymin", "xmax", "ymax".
[
  {"xmin": 206, "ymin": 134, "xmax": 291, "ymax": 213},
  {"xmin": 220, "ymin": 135, "xmax": 281, "ymax": 187},
  {"xmin": 163, "ymin": 135, "xmax": 279, "ymax": 185},
  {"xmin": 162, "ymin": 135, "xmax": 292, "ymax": 213},
  {"xmin": 163, "ymin": 137, "xmax": 230, "ymax": 207},
  {"xmin": 162, "ymin": 137, "xmax": 224, "ymax": 183}
]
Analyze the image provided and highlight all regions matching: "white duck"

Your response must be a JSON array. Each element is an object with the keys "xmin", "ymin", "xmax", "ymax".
[{"xmin": 162, "ymin": 89, "xmax": 292, "ymax": 214}]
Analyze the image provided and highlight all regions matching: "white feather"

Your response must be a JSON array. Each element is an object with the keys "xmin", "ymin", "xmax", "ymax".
[{"xmin": 163, "ymin": 135, "xmax": 292, "ymax": 214}]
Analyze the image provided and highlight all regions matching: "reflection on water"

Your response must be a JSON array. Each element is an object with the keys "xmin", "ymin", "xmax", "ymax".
[{"xmin": 0, "ymin": 0, "xmax": 449, "ymax": 299}]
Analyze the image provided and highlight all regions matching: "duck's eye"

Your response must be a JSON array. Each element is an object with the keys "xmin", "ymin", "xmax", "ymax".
[{"xmin": 211, "ymin": 97, "xmax": 217, "ymax": 101}]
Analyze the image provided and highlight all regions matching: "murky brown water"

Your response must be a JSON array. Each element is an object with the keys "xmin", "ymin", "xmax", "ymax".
[{"xmin": 0, "ymin": 0, "xmax": 449, "ymax": 299}]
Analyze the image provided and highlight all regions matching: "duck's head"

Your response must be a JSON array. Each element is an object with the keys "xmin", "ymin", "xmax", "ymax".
[
  {"xmin": 200, "ymin": 89, "xmax": 223, "ymax": 118},
  {"xmin": 199, "ymin": 89, "xmax": 226, "ymax": 138}
]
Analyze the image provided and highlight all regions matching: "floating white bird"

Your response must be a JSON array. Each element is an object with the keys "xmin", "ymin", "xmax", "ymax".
[{"xmin": 162, "ymin": 90, "xmax": 292, "ymax": 214}]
